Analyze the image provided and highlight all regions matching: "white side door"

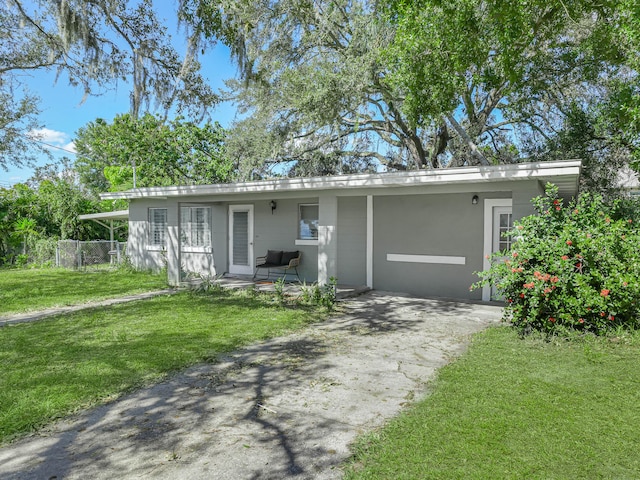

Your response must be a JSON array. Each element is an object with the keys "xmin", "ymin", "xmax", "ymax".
[
  {"xmin": 482, "ymin": 199, "xmax": 513, "ymax": 301},
  {"xmin": 228, "ymin": 205, "xmax": 254, "ymax": 275}
]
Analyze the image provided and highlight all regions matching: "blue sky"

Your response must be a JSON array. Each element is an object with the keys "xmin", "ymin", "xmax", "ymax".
[{"xmin": 1, "ymin": 3, "xmax": 238, "ymax": 186}]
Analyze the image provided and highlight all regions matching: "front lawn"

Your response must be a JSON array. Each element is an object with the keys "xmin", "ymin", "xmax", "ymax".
[
  {"xmin": 0, "ymin": 290, "xmax": 324, "ymax": 444},
  {"xmin": 346, "ymin": 327, "xmax": 640, "ymax": 479},
  {"xmin": 0, "ymin": 268, "xmax": 168, "ymax": 315}
]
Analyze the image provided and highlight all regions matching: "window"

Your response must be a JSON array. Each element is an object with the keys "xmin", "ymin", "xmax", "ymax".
[
  {"xmin": 498, "ymin": 212, "xmax": 513, "ymax": 251},
  {"xmin": 298, "ymin": 204, "xmax": 319, "ymax": 240},
  {"xmin": 149, "ymin": 208, "xmax": 167, "ymax": 248},
  {"xmin": 181, "ymin": 206, "xmax": 211, "ymax": 248}
]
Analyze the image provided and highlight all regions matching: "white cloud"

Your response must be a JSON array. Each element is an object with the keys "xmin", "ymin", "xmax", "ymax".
[
  {"xmin": 63, "ymin": 141, "xmax": 77, "ymax": 153},
  {"xmin": 27, "ymin": 128, "xmax": 69, "ymax": 145}
]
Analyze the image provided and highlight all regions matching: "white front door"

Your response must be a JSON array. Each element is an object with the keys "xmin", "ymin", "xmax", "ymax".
[
  {"xmin": 482, "ymin": 199, "xmax": 513, "ymax": 301},
  {"xmin": 228, "ymin": 205, "xmax": 254, "ymax": 275}
]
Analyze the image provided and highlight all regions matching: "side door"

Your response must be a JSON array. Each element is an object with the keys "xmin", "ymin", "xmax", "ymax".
[{"xmin": 482, "ymin": 199, "xmax": 513, "ymax": 301}]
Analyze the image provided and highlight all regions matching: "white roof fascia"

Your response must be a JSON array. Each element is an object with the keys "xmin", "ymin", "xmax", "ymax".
[
  {"xmin": 78, "ymin": 210, "xmax": 129, "ymax": 221},
  {"xmin": 99, "ymin": 160, "xmax": 582, "ymax": 200}
]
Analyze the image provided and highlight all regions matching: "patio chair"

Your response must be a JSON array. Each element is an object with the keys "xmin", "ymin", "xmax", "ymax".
[{"xmin": 253, "ymin": 250, "xmax": 302, "ymax": 282}]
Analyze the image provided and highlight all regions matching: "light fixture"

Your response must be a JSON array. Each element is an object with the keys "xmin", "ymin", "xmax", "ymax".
[
  {"xmin": 472, "ymin": 195, "xmax": 479, "ymax": 205},
  {"xmin": 270, "ymin": 200, "xmax": 277, "ymax": 214}
]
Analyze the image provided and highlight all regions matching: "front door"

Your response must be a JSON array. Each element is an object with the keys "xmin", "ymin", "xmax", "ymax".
[{"xmin": 228, "ymin": 205, "xmax": 254, "ymax": 275}]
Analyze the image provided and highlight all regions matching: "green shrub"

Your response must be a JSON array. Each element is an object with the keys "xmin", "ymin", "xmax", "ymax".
[{"xmin": 474, "ymin": 184, "xmax": 640, "ymax": 335}]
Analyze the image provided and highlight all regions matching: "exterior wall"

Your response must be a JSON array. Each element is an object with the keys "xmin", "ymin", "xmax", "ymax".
[
  {"xmin": 126, "ymin": 199, "xmax": 167, "ymax": 272},
  {"xmin": 178, "ymin": 203, "xmax": 226, "ymax": 279},
  {"xmin": 126, "ymin": 178, "xmax": 549, "ymax": 296},
  {"xmin": 252, "ymin": 197, "xmax": 319, "ymax": 282},
  {"xmin": 512, "ymin": 180, "xmax": 544, "ymax": 220},
  {"xmin": 372, "ymin": 192, "xmax": 510, "ymax": 300},
  {"xmin": 337, "ymin": 196, "xmax": 367, "ymax": 286}
]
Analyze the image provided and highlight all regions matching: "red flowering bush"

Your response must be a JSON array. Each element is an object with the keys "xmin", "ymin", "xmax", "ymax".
[{"xmin": 474, "ymin": 184, "xmax": 640, "ymax": 335}]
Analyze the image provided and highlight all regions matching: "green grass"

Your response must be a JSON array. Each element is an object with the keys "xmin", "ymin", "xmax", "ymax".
[
  {"xmin": 0, "ymin": 268, "xmax": 168, "ymax": 315},
  {"xmin": 0, "ymin": 290, "xmax": 323, "ymax": 444},
  {"xmin": 345, "ymin": 327, "xmax": 640, "ymax": 479}
]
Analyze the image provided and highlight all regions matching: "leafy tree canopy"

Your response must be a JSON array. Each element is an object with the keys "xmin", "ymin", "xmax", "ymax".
[
  {"xmin": 182, "ymin": 0, "xmax": 639, "ymax": 191},
  {"xmin": 74, "ymin": 113, "xmax": 233, "ymax": 193},
  {"xmin": 1, "ymin": 0, "xmax": 219, "ymax": 170}
]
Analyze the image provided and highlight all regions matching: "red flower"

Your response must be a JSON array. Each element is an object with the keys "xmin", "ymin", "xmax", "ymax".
[
  {"xmin": 544, "ymin": 287, "xmax": 552, "ymax": 294},
  {"xmin": 519, "ymin": 293, "xmax": 525, "ymax": 298},
  {"xmin": 573, "ymin": 209, "xmax": 579, "ymax": 214},
  {"xmin": 549, "ymin": 317, "xmax": 556, "ymax": 323},
  {"xmin": 578, "ymin": 318, "xmax": 584, "ymax": 324},
  {"xmin": 561, "ymin": 255, "xmax": 569, "ymax": 260},
  {"xmin": 550, "ymin": 276, "xmax": 559, "ymax": 283},
  {"xmin": 566, "ymin": 240, "xmax": 573, "ymax": 246},
  {"xmin": 609, "ymin": 315, "xmax": 615, "ymax": 321},
  {"xmin": 623, "ymin": 282, "xmax": 628, "ymax": 287},
  {"xmin": 600, "ymin": 289, "xmax": 610, "ymax": 297},
  {"xmin": 512, "ymin": 252, "xmax": 519, "ymax": 258},
  {"xmin": 628, "ymin": 219, "xmax": 633, "ymax": 224},
  {"xmin": 555, "ymin": 206, "xmax": 561, "ymax": 211},
  {"xmin": 517, "ymin": 225, "xmax": 524, "ymax": 230},
  {"xmin": 523, "ymin": 282, "xmax": 535, "ymax": 289},
  {"xmin": 600, "ymin": 312, "xmax": 606, "ymax": 317}
]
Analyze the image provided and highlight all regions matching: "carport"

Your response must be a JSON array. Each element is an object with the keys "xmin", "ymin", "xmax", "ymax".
[{"xmin": 77, "ymin": 210, "xmax": 129, "ymax": 262}]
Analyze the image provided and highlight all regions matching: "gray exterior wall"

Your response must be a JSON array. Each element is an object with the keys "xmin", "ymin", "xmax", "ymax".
[
  {"xmin": 337, "ymin": 196, "xmax": 367, "ymax": 286},
  {"xmin": 126, "ymin": 199, "xmax": 168, "ymax": 273},
  {"xmin": 373, "ymin": 192, "xmax": 508, "ymax": 300},
  {"xmin": 250, "ymin": 197, "xmax": 318, "ymax": 282},
  {"xmin": 125, "ymin": 178, "xmax": 548, "ymax": 298},
  {"xmin": 512, "ymin": 180, "xmax": 544, "ymax": 220}
]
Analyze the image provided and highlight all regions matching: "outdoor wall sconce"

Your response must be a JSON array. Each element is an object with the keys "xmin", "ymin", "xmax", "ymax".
[
  {"xmin": 270, "ymin": 200, "xmax": 277, "ymax": 214},
  {"xmin": 472, "ymin": 195, "xmax": 479, "ymax": 205}
]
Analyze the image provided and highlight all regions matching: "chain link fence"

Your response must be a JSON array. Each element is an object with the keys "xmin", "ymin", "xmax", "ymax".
[{"xmin": 56, "ymin": 240, "xmax": 127, "ymax": 270}]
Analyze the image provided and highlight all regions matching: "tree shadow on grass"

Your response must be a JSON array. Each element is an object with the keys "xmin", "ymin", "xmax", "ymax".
[{"xmin": 0, "ymin": 290, "xmax": 502, "ymax": 479}]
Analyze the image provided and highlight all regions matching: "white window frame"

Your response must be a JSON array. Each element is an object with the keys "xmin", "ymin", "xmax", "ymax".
[
  {"xmin": 148, "ymin": 208, "xmax": 167, "ymax": 251},
  {"xmin": 180, "ymin": 205, "xmax": 212, "ymax": 253},
  {"xmin": 296, "ymin": 203, "xmax": 319, "ymax": 245}
]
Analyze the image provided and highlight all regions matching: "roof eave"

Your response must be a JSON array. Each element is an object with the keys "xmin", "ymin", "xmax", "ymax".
[{"xmin": 99, "ymin": 160, "xmax": 582, "ymax": 200}]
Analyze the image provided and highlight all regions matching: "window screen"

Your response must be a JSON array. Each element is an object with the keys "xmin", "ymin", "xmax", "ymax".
[
  {"xmin": 149, "ymin": 208, "xmax": 167, "ymax": 247},
  {"xmin": 180, "ymin": 206, "xmax": 212, "ymax": 247}
]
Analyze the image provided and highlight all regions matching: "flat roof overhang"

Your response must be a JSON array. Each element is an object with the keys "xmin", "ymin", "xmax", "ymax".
[
  {"xmin": 78, "ymin": 210, "xmax": 129, "ymax": 221},
  {"xmin": 99, "ymin": 160, "xmax": 582, "ymax": 201}
]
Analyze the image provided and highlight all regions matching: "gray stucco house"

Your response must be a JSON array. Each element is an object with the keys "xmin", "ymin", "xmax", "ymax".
[{"xmin": 101, "ymin": 160, "xmax": 581, "ymax": 301}]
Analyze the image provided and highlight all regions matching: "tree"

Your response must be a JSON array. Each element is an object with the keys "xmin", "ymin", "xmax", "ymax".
[
  {"xmin": 183, "ymin": 0, "xmax": 637, "ymax": 185},
  {"xmin": 74, "ymin": 113, "xmax": 232, "ymax": 193},
  {"xmin": 0, "ymin": 0, "xmax": 218, "ymax": 170},
  {"xmin": 185, "ymin": 0, "xmax": 429, "ymax": 175},
  {"xmin": 13, "ymin": 217, "xmax": 38, "ymax": 255},
  {"xmin": 382, "ymin": 0, "xmax": 640, "ymax": 190}
]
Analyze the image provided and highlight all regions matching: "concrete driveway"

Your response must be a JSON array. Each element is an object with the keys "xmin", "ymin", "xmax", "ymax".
[{"xmin": 0, "ymin": 291, "xmax": 502, "ymax": 479}]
